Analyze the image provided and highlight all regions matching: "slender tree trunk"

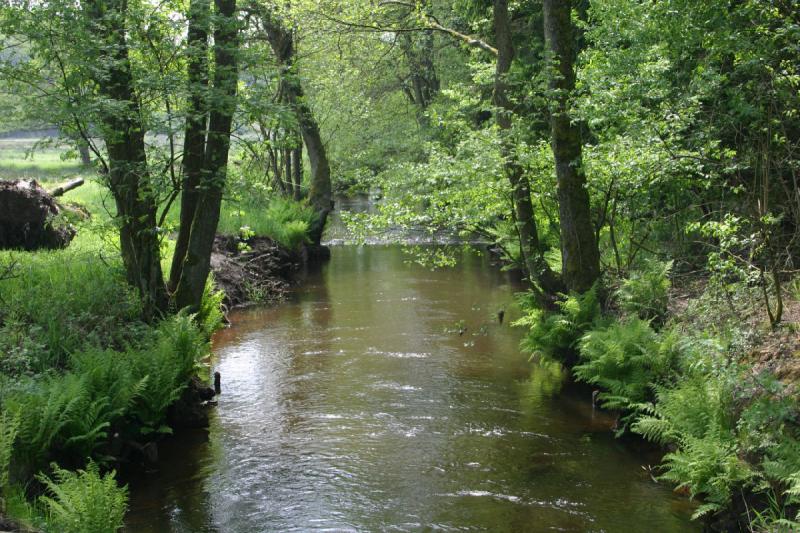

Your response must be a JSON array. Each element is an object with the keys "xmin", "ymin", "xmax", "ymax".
[
  {"xmin": 399, "ymin": 24, "xmax": 439, "ymax": 118},
  {"xmin": 543, "ymin": 0, "xmax": 600, "ymax": 293},
  {"xmin": 292, "ymin": 143, "xmax": 303, "ymax": 200},
  {"xmin": 493, "ymin": 0, "xmax": 561, "ymax": 298},
  {"xmin": 78, "ymin": 144, "xmax": 91, "ymax": 166},
  {"xmin": 172, "ymin": 0, "xmax": 239, "ymax": 312},
  {"xmin": 262, "ymin": 10, "xmax": 332, "ymax": 245},
  {"xmin": 169, "ymin": 0, "xmax": 210, "ymax": 292},
  {"xmin": 85, "ymin": 0, "xmax": 166, "ymax": 319},
  {"xmin": 294, "ymin": 90, "xmax": 332, "ymax": 245}
]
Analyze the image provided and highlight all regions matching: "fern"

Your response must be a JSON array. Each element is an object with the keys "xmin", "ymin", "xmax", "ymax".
[
  {"xmin": 0, "ymin": 410, "xmax": 20, "ymax": 499},
  {"xmin": 616, "ymin": 260, "xmax": 672, "ymax": 325},
  {"xmin": 198, "ymin": 277, "xmax": 226, "ymax": 339},
  {"xmin": 129, "ymin": 314, "xmax": 206, "ymax": 432},
  {"xmin": 515, "ymin": 284, "xmax": 603, "ymax": 363},
  {"xmin": 660, "ymin": 432, "xmax": 755, "ymax": 519},
  {"xmin": 574, "ymin": 319, "xmax": 681, "ymax": 434},
  {"xmin": 631, "ymin": 368, "xmax": 753, "ymax": 517},
  {"xmin": 37, "ymin": 462, "xmax": 127, "ymax": 533}
]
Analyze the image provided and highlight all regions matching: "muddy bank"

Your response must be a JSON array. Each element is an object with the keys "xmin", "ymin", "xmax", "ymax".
[{"xmin": 210, "ymin": 234, "xmax": 307, "ymax": 308}]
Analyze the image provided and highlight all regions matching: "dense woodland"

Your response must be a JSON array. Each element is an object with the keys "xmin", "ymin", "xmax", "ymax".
[{"xmin": 0, "ymin": 0, "xmax": 799, "ymax": 531}]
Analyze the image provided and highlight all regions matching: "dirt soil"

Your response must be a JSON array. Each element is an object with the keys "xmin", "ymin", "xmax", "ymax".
[{"xmin": 210, "ymin": 234, "xmax": 301, "ymax": 308}]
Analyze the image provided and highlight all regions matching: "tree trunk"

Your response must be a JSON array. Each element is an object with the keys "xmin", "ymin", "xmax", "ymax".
[
  {"xmin": 172, "ymin": 0, "xmax": 239, "ymax": 312},
  {"xmin": 78, "ymin": 144, "xmax": 91, "ymax": 166},
  {"xmin": 543, "ymin": 0, "xmax": 600, "ymax": 293},
  {"xmin": 399, "ymin": 25, "xmax": 439, "ymax": 118},
  {"xmin": 292, "ymin": 143, "xmax": 303, "ymax": 200},
  {"xmin": 261, "ymin": 10, "xmax": 332, "ymax": 245},
  {"xmin": 85, "ymin": 0, "xmax": 167, "ymax": 319},
  {"xmin": 169, "ymin": 0, "xmax": 210, "ymax": 292},
  {"xmin": 493, "ymin": 0, "xmax": 561, "ymax": 298}
]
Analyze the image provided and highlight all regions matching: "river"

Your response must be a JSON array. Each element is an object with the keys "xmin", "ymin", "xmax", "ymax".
[{"xmin": 125, "ymin": 245, "xmax": 697, "ymax": 532}]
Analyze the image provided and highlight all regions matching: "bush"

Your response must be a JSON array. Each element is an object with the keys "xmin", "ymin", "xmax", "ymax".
[
  {"xmin": 38, "ymin": 462, "xmax": 127, "ymax": 533},
  {"xmin": 515, "ymin": 284, "xmax": 603, "ymax": 364},
  {"xmin": 616, "ymin": 260, "xmax": 672, "ymax": 325},
  {"xmin": 574, "ymin": 319, "xmax": 681, "ymax": 434}
]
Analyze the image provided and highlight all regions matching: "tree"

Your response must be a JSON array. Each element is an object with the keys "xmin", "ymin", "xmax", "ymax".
[
  {"xmin": 170, "ymin": 0, "xmax": 241, "ymax": 312},
  {"xmin": 542, "ymin": 0, "xmax": 600, "ymax": 293},
  {"xmin": 492, "ymin": 0, "xmax": 561, "ymax": 299},
  {"xmin": 84, "ymin": 0, "xmax": 168, "ymax": 318},
  {"xmin": 260, "ymin": 3, "xmax": 332, "ymax": 246}
]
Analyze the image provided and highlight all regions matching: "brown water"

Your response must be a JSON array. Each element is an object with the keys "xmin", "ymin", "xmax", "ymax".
[{"xmin": 126, "ymin": 245, "xmax": 698, "ymax": 532}]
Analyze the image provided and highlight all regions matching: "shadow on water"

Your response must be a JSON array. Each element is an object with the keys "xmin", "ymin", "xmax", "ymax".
[{"xmin": 125, "ymin": 245, "xmax": 698, "ymax": 532}]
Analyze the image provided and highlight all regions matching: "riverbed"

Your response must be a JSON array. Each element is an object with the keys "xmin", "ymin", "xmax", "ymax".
[{"xmin": 126, "ymin": 245, "xmax": 697, "ymax": 532}]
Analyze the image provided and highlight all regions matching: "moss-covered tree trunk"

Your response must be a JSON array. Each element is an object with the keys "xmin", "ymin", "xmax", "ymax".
[
  {"xmin": 85, "ymin": 0, "xmax": 167, "ymax": 319},
  {"xmin": 543, "ymin": 0, "xmax": 600, "ymax": 293}
]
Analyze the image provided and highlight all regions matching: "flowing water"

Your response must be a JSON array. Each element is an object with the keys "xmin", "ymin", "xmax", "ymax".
[{"xmin": 126, "ymin": 246, "xmax": 698, "ymax": 532}]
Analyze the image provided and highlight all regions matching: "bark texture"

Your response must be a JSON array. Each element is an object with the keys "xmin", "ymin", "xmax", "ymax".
[
  {"xmin": 172, "ymin": 0, "xmax": 239, "ymax": 312},
  {"xmin": 85, "ymin": 0, "xmax": 167, "ymax": 318},
  {"xmin": 543, "ymin": 0, "xmax": 600, "ymax": 293},
  {"xmin": 493, "ymin": 0, "xmax": 561, "ymax": 298},
  {"xmin": 170, "ymin": 0, "xmax": 211, "ymax": 292},
  {"xmin": 261, "ymin": 9, "xmax": 332, "ymax": 245}
]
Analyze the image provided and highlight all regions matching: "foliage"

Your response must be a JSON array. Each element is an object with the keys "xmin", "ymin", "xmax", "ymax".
[
  {"xmin": 615, "ymin": 260, "xmax": 672, "ymax": 325},
  {"xmin": 515, "ymin": 285, "xmax": 603, "ymax": 364},
  {"xmin": 218, "ymin": 197, "xmax": 316, "ymax": 250},
  {"xmin": 633, "ymin": 369, "xmax": 753, "ymax": 518},
  {"xmin": 574, "ymin": 320, "xmax": 681, "ymax": 434},
  {"xmin": 3, "ymin": 314, "xmax": 207, "ymax": 478},
  {"xmin": 37, "ymin": 462, "xmax": 127, "ymax": 533},
  {"xmin": 127, "ymin": 314, "xmax": 206, "ymax": 434},
  {"xmin": 0, "ymin": 247, "xmax": 144, "ymax": 372},
  {"xmin": 198, "ymin": 277, "xmax": 226, "ymax": 339},
  {"xmin": 0, "ymin": 411, "xmax": 19, "ymax": 505}
]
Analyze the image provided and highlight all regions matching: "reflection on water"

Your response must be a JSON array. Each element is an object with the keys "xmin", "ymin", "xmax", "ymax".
[{"xmin": 126, "ymin": 246, "xmax": 697, "ymax": 532}]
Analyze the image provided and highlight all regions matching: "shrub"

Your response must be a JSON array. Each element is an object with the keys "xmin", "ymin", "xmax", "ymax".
[
  {"xmin": 515, "ymin": 284, "xmax": 603, "ymax": 364},
  {"xmin": 616, "ymin": 260, "xmax": 672, "ymax": 325},
  {"xmin": 38, "ymin": 462, "xmax": 127, "ymax": 533},
  {"xmin": 574, "ymin": 319, "xmax": 681, "ymax": 434}
]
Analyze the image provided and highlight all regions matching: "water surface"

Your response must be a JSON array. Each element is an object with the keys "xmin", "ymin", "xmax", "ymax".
[{"xmin": 126, "ymin": 246, "xmax": 697, "ymax": 532}]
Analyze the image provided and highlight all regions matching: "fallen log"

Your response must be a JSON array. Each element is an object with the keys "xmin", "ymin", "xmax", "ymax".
[{"xmin": 51, "ymin": 177, "xmax": 85, "ymax": 197}]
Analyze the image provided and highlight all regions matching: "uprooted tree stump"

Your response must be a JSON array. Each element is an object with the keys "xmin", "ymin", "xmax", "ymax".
[{"xmin": 0, "ymin": 179, "xmax": 77, "ymax": 250}]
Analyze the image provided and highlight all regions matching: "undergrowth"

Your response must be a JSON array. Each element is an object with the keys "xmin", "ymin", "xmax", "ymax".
[{"xmin": 516, "ymin": 261, "xmax": 800, "ymax": 529}]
